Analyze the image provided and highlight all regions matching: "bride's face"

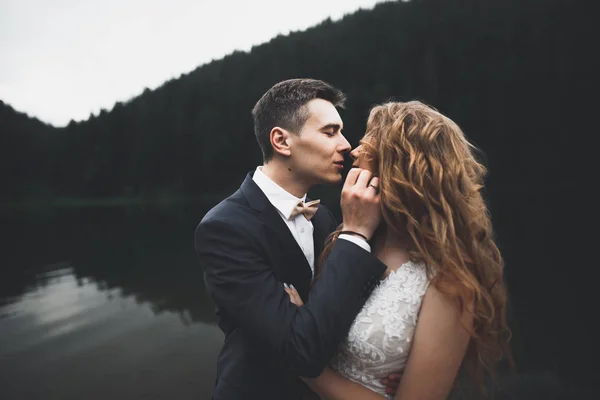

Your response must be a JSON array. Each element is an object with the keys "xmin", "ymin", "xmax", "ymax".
[{"xmin": 349, "ymin": 143, "xmax": 377, "ymax": 173}]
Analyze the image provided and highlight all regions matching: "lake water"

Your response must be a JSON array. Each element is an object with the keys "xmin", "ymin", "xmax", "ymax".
[
  {"xmin": 0, "ymin": 196, "xmax": 596, "ymax": 399},
  {"xmin": 0, "ymin": 204, "xmax": 221, "ymax": 399}
]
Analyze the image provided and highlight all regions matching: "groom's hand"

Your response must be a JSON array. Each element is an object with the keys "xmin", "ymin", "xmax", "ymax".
[
  {"xmin": 341, "ymin": 168, "xmax": 381, "ymax": 241},
  {"xmin": 381, "ymin": 372, "xmax": 402, "ymax": 396}
]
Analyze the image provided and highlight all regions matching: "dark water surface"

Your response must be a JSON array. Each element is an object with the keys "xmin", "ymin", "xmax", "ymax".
[
  {"xmin": 0, "ymin": 194, "xmax": 596, "ymax": 399},
  {"xmin": 0, "ymin": 204, "xmax": 221, "ymax": 399}
]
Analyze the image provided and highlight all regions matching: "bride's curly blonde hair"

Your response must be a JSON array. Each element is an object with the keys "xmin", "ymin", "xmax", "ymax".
[{"xmin": 318, "ymin": 101, "xmax": 513, "ymax": 393}]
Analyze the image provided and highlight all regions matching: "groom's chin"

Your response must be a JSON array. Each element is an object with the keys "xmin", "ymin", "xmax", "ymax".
[
  {"xmin": 311, "ymin": 170, "xmax": 344, "ymax": 186},
  {"xmin": 325, "ymin": 173, "xmax": 344, "ymax": 185}
]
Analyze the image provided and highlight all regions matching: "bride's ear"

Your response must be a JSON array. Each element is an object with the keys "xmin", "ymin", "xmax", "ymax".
[{"xmin": 270, "ymin": 127, "xmax": 292, "ymax": 157}]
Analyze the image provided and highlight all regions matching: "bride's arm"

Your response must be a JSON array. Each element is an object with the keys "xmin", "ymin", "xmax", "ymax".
[
  {"xmin": 391, "ymin": 284, "xmax": 473, "ymax": 400},
  {"xmin": 301, "ymin": 368, "xmax": 387, "ymax": 400}
]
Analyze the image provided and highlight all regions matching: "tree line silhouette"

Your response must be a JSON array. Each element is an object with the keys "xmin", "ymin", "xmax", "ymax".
[{"xmin": 0, "ymin": 0, "xmax": 592, "ymax": 203}]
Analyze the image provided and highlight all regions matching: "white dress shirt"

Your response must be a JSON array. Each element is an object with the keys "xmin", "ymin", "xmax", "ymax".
[{"xmin": 252, "ymin": 167, "xmax": 370, "ymax": 279}]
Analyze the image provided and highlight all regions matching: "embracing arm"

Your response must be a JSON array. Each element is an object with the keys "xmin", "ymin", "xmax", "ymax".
[
  {"xmin": 194, "ymin": 218, "xmax": 385, "ymax": 378},
  {"xmin": 283, "ymin": 286, "xmax": 400, "ymax": 400},
  {"xmin": 287, "ymin": 283, "xmax": 471, "ymax": 399}
]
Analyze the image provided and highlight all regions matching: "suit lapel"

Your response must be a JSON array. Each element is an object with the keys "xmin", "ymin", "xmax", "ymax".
[
  {"xmin": 311, "ymin": 206, "xmax": 330, "ymax": 273},
  {"xmin": 240, "ymin": 173, "xmax": 313, "ymax": 296}
]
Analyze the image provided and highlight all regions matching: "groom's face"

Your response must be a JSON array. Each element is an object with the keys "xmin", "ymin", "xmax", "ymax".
[{"xmin": 288, "ymin": 98, "xmax": 351, "ymax": 185}]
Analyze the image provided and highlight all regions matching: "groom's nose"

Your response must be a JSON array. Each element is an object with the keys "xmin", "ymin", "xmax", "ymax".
[{"xmin": 337, "ymin": 133, "xmax": 351, "ymax": 154}]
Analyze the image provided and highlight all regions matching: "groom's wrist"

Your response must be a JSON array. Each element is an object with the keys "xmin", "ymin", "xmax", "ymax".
[
  {"xmin": 338, "ymin": 230, "xmax": 369, "ymax": 242},
  {"xmin": 338, "ymin": 232, "xmax": 371, "ymax": 253},
  {"xmin": 340, "ymin": 225, "xmax": 372, "ymax": 241}
]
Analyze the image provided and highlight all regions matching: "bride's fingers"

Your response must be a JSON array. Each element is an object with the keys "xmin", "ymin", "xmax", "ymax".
[
  {"xmin": 284, "ymin": 285, "xmax": 295, "ymax": 300},
  {"xmin": 291, "ymin": 290, "xmax": 302, "ymax": 305},
  {"xmin": 284, "ymin": 284, "xmax": 303, "ymax": 306},
  {"xmin": 289, "ymin": 294, "xmax": 302, "ymax": 306}
]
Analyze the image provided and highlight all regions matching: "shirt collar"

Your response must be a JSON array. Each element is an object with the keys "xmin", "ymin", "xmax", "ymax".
[{"xmin": 252, "ymin": 166, "xmax": 306, "ymax": 220}]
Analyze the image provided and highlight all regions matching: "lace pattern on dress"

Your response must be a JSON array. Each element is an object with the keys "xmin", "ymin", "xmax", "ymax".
[{"xmin": 330, "ymin": 261, "xmax": 430, "ymax": 396}]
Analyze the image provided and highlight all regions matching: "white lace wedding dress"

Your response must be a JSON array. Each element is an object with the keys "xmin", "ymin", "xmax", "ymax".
[{"xmin": 329, "ymin": 260, "xmax": 431, "ymax": 397}]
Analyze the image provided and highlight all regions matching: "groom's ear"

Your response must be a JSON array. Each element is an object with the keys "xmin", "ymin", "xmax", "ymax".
[{"xmin": 270, "ymin": 127, "xmax": 292, "ymax": 157}]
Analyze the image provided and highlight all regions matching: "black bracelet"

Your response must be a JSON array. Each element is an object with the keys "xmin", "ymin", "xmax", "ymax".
[{"xmin": 339, "ymin": 230, "xmax": 369, "ymax": 242}]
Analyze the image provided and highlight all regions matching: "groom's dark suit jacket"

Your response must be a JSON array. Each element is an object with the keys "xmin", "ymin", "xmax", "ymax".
[{"xmin": 194, "ymin": 173, "xmax": 386, "ymax": 400}]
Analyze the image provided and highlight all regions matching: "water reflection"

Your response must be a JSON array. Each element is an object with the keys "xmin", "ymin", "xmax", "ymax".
[
  {"xmin": 0, "ymin": 204, "xmax": 222, "ymax": 399},
  {"xmin": 1, "ymin": 204, "xmax": 216, "ymax": 325},
  {"xmin": 1, "ymin": 267, "xmax": 101, "ymax": 348}
]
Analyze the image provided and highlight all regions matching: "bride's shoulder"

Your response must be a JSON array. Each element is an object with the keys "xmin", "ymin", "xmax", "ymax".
[
  {"xmin": 390, "ymin": 259, "xmax": 429, "ymax": 278},
  {"xmin": 384, "ymin": 260, "xmax": 431, "ymax": 291}
]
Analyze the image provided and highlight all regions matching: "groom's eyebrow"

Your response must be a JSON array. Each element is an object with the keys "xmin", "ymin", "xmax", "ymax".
[{"xmin": 321, "ymin": 123, "xmax": 342, "ymax": 132}]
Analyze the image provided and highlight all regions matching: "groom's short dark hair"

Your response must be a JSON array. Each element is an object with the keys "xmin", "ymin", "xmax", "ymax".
[{"xmin": 252, "ymin": 78, "xmax": 346, "ymax": 161}]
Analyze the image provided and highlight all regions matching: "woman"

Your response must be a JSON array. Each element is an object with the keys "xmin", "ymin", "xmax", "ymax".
[{"xmin": 285, "ymin": 101, "xmax": 513, "ymax": 399}]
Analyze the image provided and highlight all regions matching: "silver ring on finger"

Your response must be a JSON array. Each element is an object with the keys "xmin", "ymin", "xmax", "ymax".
[{"xmin": 369, "ymin": 184, "xmax": 380, "ymax": 194}]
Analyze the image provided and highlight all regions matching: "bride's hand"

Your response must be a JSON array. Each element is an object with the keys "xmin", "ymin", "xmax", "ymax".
[{"xmin": 284, "ymin": 283, "xmax": 304, "ymax": 306}]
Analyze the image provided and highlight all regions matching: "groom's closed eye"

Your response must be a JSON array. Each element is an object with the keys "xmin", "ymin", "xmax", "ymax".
[{"xmin": 321, "ymin": 123, "xmax": 342, "ymax": 136}]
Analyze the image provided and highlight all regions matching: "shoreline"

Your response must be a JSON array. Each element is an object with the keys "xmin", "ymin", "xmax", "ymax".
[{"xmin": 0, "ymin": 194, "xmax": 227, "ymax": 211}]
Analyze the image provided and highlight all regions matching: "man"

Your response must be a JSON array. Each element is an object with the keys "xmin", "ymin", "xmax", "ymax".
[{"xmin": 194, "ymin": 79, "xmax": 388, "ymax": 399}]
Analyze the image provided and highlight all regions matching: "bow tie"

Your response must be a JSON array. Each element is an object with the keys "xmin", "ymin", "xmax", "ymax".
[{"xmin": 289, "ymin": 199, "xmax": 320, "ymax": 220}]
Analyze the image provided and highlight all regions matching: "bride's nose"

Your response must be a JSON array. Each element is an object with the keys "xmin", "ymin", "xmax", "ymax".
[{"xmin": 350, "ymin": 145, "xmax": 362, "ymax": 160}]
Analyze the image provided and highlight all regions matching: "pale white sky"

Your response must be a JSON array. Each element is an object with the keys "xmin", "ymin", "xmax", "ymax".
[{"xmin": 1, "ymin": 0, "xmax": 393, "ymax": 127}]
